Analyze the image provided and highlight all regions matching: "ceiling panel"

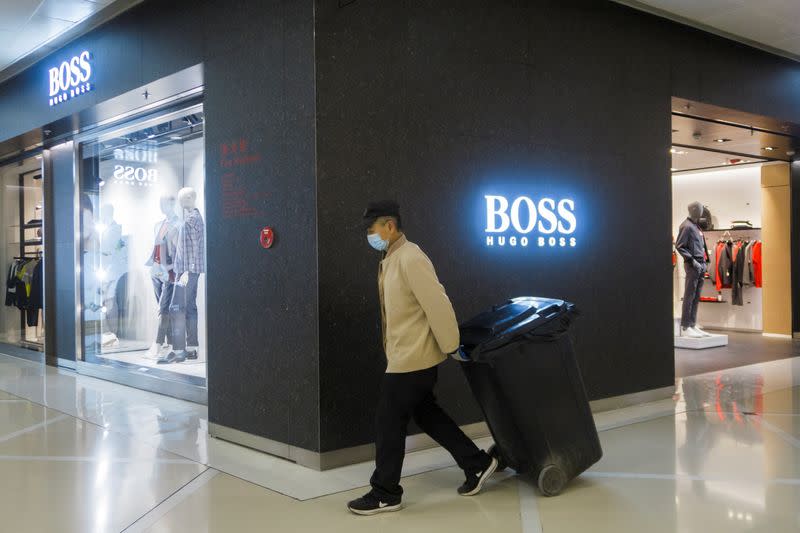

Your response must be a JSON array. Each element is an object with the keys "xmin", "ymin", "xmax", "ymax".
[
  {"xmin": 614, "ymin": 0, "xmax": 800, "ymax": 60},
  {"xmin": 0, "ymin": 0, "xmax": 135, "ymax": 77},
  {"xmin": 37, "ymin": 0, "xmax": 99, "ymax": 23},
  {"xmin": 0, "ymin": 0, "xmax": 41, "ymax": 31},
  {"xmin": 670, "ymin": 146, "xmax": 768, "ymax": 173},
  {"xmin": 672, "ymin": 115, "xmax": 798, "ymax": 161}
]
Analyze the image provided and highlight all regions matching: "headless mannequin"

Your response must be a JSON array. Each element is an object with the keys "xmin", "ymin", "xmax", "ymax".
[
  {"xmin": 676, "ymin": 202, "xmax": 711, "ymax": 338},
  {"xmin": 98, "ymin": 204, "xmax": 124, "ymax": 343},
  {"xmin": 145, "ymin": 195, "xmax": 178, "ymax": 358}
]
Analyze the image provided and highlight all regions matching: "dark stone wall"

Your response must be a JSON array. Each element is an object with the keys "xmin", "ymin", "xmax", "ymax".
[
  {"xmin": 314, "ymin": 0, "xmax": 800, "ymax": 451},
  {"xmin": 3, "ymin": 0, "xmax": 800, "ymax": 456},
  {"xmin": 0, "ymin": 0, "xmax": 319, "ymax": 451}
]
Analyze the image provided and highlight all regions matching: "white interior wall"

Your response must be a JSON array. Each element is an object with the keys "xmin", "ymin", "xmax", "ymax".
[{"xmin": 672, "ymin": 165, "xmax": 763, "ymax": 331}]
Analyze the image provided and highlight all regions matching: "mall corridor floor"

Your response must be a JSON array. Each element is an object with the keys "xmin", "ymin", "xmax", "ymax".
[{"xmin": 0, "ymin": 353, "xmax": 798, "ymax": 532}]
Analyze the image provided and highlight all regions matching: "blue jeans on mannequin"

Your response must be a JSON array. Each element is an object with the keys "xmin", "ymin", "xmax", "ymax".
[{"xmin": 170, "ymin": 273, "xmax": 200, "ymax": 351}]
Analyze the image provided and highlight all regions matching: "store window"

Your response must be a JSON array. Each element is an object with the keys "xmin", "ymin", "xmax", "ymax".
[
  {"xmin": 0, "ymin": 155, "xmax": 45, "ymax": 352},
  {"xmin": 78, "ymin": 106, "xmax": 207, "ymax": 386}
]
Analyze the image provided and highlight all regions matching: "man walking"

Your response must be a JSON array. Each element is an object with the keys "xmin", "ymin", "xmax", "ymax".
[{"xmin": 347, "ymin": 200, "xmax": 497, "ymax": 516}]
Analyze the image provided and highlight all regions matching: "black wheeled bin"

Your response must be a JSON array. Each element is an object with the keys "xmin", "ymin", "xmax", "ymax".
[{"xmin": 459, "ymin": 297, "xmax": 602, "ymax": 496}]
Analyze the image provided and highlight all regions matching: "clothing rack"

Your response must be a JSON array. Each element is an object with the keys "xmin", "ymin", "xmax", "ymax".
[{"xmin": 12, "ymin": 168, "xmax": 43, "ymax": 349}]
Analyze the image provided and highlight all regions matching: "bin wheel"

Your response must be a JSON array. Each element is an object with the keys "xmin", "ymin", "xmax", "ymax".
[
  {"xmin": 488, "ymin": 444, "xmax": 507, "ymax": 472},
  {"xmin": 537, "ymin": 465, "xmax": 567, "ymax": 496}
]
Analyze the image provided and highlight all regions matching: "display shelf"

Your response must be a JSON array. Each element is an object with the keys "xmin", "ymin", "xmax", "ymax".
[
  {"xmin": 10, "ymin": 222, "xmax": 42, "ymax": 229},
  {"xmin": 700, "ymin": 300, "xmax": 727, "ymax": 304}
]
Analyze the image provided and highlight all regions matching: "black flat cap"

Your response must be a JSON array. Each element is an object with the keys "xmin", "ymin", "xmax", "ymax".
[{"xmin": 362, "ymin": 200, "xmax": 400, "ymax": 229}]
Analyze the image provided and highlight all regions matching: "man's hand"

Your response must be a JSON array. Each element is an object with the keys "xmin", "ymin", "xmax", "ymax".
[{"xmin": 449, "ymin": 346, "xmax": 470, "ymax": 362}]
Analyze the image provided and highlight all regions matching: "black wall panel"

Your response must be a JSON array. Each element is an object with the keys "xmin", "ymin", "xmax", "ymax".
[
  {"xmin": 3, "ymin": 0, "xmax": 800, "ymax": 457},
  {"xmin": 0, "ymin": 0, "xmax": 319, "ymax": 451},
  {"xmin": 314, "ymin": 0, "xmax": 800, "ymax": 451}
]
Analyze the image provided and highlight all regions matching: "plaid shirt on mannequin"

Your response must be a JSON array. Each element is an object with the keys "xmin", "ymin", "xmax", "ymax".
[{"xmin": 174, "ymin": 208, "xmax": 206, "ymax": 274}]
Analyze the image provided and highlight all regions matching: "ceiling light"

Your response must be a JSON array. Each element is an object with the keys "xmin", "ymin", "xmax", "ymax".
[
  {"xmin": 714, "ymin": 138, "xmax": 731, "ymax": 143},
  {"xmin": 763, "ymin": 146, "xmax": 776, "ymax": 151},
  {"xmin": 670, "ymin": 167, "xmax": 678, "ymax": 172},
  {"xmin": 670, "ymin": 148, "xmax": 687, "ymax": 155},
  {"xmin": 169, "ymin": 136, "xmax": 182, "ymax": 140}
]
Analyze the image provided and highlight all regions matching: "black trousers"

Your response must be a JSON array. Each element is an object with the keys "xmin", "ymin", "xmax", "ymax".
[
  {"xmin": 169, "ymin": 273, "xmax": 200, "ymax": 350},
  {"xmin": 370, "ymin": 364, "xmax": 488, "ymax": 499},
  {"xmin": 681, "ymin": 261, "xmax": 705, "ymax": 328}
]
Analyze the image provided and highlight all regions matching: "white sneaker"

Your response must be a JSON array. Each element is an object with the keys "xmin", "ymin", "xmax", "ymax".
[
  {"xmin": 101, "ymin": 332, "xmax": 119, "ymax": 347},
  {"xmin": 145, "ymin": 342, "xmax": 161, "ymax": 357},
  {"xmin": 681, "ymin": 327, "xmax": 703, "ymax": 339},
  {"xmin": 692, "ymin": 326, "xmax": 712, "ymax": 337}
]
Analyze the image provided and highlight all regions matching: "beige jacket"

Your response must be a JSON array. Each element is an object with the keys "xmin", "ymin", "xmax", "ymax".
[{"xmin": 379, "ymin": 235, "xmax": 460, "ymax": 373}]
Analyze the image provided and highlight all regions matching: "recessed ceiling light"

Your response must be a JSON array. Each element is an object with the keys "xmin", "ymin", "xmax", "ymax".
[
  {"xmin": 670, "ymin": 167, "xmax": 678, "ymax": 172},
  {"xmin": 169, "ymin": 136, "xmax": 182, "ymax": 140},
  {"xmin": 670, "ymin": 148, "xmax": 688, "ymax": 155},
  {"xmin": 714, "ymin": 138, "xmax": 731, "ymax": 143},
  {"xmin": 763, "ymin": 146, "xmax": 776, "ymax": 151}
]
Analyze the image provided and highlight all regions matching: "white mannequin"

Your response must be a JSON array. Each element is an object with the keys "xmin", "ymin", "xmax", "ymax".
[
  {"xmin": 159, "ymin": 186, "xmax": 204, "ymax": 364},
  {"xmin": 176, "ymin": 187, "xmax": 197, "ymax": 287},
  {"xmin": 145, "ymin": 195, "xmax": 179, "ymax": 358}
]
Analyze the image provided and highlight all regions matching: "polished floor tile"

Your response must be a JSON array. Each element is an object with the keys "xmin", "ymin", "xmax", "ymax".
[
  {"xmin": 0, "ymin": 351, "xmax": 799, "ymax": 532},
  {"xmin": 140, "ymin": 468, "xmax": 522, "ymax": 533}
]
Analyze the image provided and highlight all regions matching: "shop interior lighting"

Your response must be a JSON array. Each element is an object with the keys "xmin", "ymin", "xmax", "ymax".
[
  {"xmin": 670, "ymin": 148, "xmax": 688, "ymax": 155},
  {"xmin": 763, "ymin": 146, "xmax": 776, "ymax": 151},
  {"xmin": 713, "ymin": 138, "xmax": 732, "ymax": 143},
  {"xmin": 670, "ymin": 167, "xmax": 678, "ymax": 172}
]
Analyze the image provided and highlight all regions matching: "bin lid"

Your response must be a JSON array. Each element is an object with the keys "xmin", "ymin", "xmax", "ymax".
[{"xmin": 459, "ymin": 297, "xmax": 574, "ymax": 359}]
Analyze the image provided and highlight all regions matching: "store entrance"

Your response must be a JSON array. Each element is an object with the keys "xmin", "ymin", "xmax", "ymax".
[
  {"xmin": 77, "ymin": 104, "xmax": 207, "ymax": 392},
  {"xmin": 0, "ymin": 154, "xmax": 45, "ymax": 360},
  {"xmin": 670, "ymin": 98, "xmax": 800, "ymax": 377}
]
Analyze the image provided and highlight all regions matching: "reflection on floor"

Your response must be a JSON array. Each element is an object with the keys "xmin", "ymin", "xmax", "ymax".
[
  {"xmin": 99, "ymin": 347, "xmax": 207, "ymax": 379},
  {"xmin": 675, "ymin": 330, "xmax": 799, "ymax": 377},
  {"xmin": 0, "ymin": 352, "xmax": 798, "ymax": 532}
]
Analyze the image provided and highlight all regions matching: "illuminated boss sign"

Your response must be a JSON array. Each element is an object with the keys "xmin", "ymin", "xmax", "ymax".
[
  {"xmin": 484, "ymin": 195, "xmax": 577, "ymax": 248},
  {"xmin": 48, "ymin": 51, "xmax": 93, "ymax": 107}
]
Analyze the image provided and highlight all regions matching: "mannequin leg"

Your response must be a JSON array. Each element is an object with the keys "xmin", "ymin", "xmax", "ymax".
[
  {"xmin": 681, "ymin": 263, "xmax": 701, "ymax": 329},
  {"xmin": 689, "ymin": 271, "xmax": 704, "ymax": 328},
  {"xmin": 155, "ymin": 278, "xmax": 174, "ymax": 345},
  {"xmin": 185, "ymin": 273, "xmax": 200, "ymax": 347},
  {"xmin": 159, "ymin": 283, "xmax": 187, "ymax": 364}
]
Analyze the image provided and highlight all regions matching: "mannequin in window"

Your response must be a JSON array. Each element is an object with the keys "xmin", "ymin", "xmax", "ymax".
[
  {"xmin": 98, "ymin": 204, "xmax": 125, "ymax": 345},
  {"xmin": 145, "ymin": 194, "xmax": 179, "ymax": 358},
  {"xmin": 160, "ymin": 187, "xmax": 205, "ymax": 364},
  {"xmin": 675, "ymin": 201, "xmax": 711, "ymax": 338}
]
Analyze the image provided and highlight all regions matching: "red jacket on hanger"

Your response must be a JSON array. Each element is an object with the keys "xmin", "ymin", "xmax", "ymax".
[{"xmin": 752, "ymin": 241, "xmax": 763, "ymax": 288}]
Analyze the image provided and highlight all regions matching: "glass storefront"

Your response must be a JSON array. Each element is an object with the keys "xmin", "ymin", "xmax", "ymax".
[
  {"xmin": 0, "ymin": 155, "xmax": 45, "ymax": 353},
  {"xmin": 78, "ymin": 105, "xmax": 207, "ymax": 386}
]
